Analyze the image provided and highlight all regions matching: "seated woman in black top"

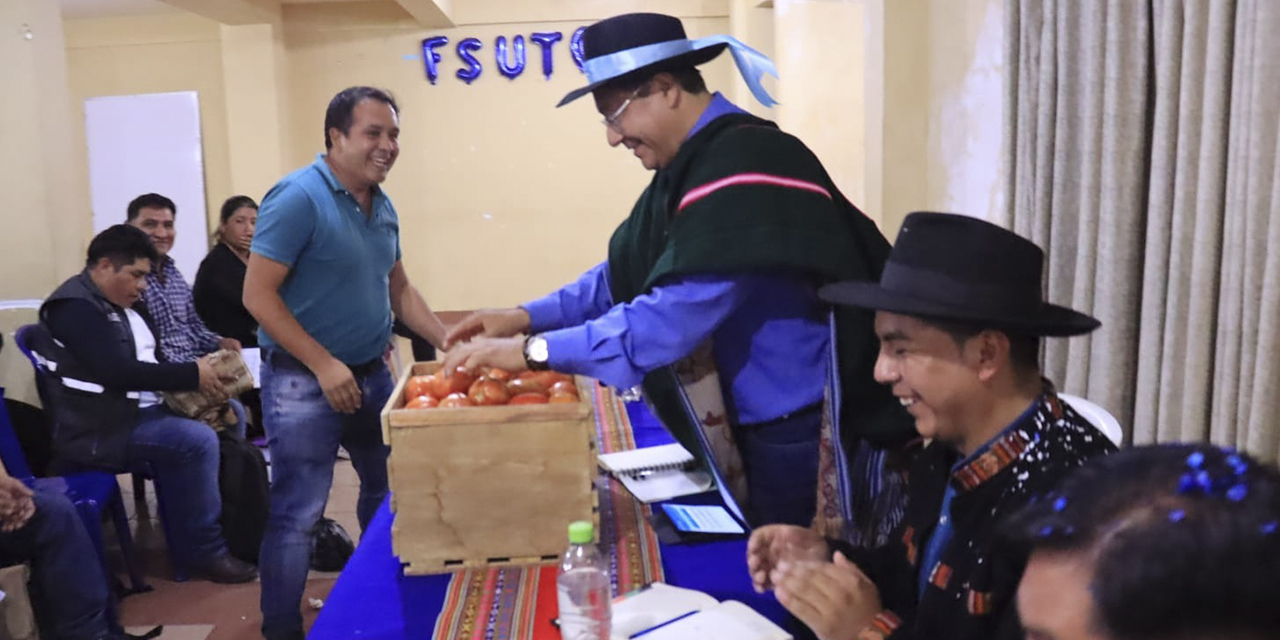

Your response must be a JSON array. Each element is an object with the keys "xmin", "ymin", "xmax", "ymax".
[
  {"xmin": 194, "ymin": 196, "xmax": 258, "ymax": 347},
  {"xmin": 195, "ymin": 196, "xmax": 262, "ymax": 436}
]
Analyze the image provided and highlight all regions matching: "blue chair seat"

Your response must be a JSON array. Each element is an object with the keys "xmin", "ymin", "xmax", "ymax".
[{"xmin": 57, "ymin": 471, "xmax": 121, "ymax": 510}]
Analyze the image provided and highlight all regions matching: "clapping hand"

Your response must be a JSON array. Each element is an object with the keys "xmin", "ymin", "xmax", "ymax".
[
  {"xmin": 771, "ymin": 551, "xmax": 883, "ymax": 640},
  {"xmin": 745, "ymin": 524, "xmax": 830, "ymax": 592}
]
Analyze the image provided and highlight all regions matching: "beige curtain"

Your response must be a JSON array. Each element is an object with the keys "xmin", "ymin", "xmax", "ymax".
[{"xmin": 1001, "ymin": 0, "xmax": 1280, "ymax": 461}]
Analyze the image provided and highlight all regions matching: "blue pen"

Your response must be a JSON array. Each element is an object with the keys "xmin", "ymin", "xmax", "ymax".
[{"xmin": 629, "ymin": 610, "xmax": 699, "ymax": 638}]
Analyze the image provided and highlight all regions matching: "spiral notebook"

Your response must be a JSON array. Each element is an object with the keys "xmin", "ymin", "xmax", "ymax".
[
  {"xmin": 597, "ymin": 444, "xmax": 712, "ymax": 503},
  {"xmin": 598, "ymin": 444, "xmax": 696, "ymax": 476}
]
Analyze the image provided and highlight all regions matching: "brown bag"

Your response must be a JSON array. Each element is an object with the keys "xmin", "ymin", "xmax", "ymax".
[
  {"xmin": 0, "ymin": 564, "xmax": 38, "ymax": 640},
  {"xmin": 164, "ymin": 349, "xmax": 254, "ymax": 430}
]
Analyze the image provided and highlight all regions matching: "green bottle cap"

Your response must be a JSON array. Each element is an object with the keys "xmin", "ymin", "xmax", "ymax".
[{"xmin": 568, "ymin": 520, "xmax": 594, "ymax": 544}]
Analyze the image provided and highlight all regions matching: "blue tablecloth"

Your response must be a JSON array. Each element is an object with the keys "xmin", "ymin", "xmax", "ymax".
[{"xmin": 309, "ymin": 401, "xmax": 784, "ymax": 639}]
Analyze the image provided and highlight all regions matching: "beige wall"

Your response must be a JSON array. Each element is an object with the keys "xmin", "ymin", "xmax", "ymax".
[
  {"xmin": 220, "ymin": 22, "xmax": 291, "ymax": 204},
  {"xmin": 871, "ymin": 0, "xmax": 1004, "ymax": 237},
  {"xmin": 12, "ymin": 0, "xmax": 1003, "ymax": 311},
  {"xmin": 64, "ymin": 13, "xmax": 234, "ymax": 239},
  {"xmin": 923, "ymin": 0, "xmax": 1003, "ymax": 223},
  {"xmin": 1, "ymin": 0, "xmax": 90, "ymax": 300},
  {"xmin": 774, "ymin": 0, "xmax": 867, "ymax": 213}
]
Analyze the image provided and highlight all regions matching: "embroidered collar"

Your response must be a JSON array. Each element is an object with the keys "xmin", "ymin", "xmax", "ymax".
[
  {"xmin": 949, "ymin": 383, "xmax": 1060, "ymax": 492},
  {"xmin": 951, "ymin": 427, "xmax": 1033, "ymax": 492}
]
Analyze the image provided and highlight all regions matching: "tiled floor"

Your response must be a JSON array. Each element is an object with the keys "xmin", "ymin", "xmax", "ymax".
[{"xmin": 106, "ymin": 457, "xmax": 364, "ymax": 640}]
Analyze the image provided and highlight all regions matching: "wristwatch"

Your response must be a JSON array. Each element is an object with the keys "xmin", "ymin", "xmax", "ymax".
[{"xmin": 523, "ymin": 334, "xmax": 550, "ymax": 371}]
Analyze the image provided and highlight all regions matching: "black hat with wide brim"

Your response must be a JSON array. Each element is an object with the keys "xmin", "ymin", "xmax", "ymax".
[
  {"xmin": 819, "ymin": 212, "xmax": 1101, "ymax": 337},
  {"xmin": 557, "ymin": 13, "xmax": 729, "ymax": 107}
]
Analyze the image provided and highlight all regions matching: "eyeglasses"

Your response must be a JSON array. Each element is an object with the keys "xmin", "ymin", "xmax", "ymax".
[{"xmin": 601, "ymin": 87, "xmax": 646, "ymax": 132}]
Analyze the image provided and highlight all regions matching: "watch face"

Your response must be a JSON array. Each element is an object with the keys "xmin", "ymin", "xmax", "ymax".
[{"xmin": 530, "ymin": 337, "xmax": 549, "ymax": 362}]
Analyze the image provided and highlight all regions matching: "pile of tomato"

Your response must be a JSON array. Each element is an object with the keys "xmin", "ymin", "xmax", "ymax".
[{"xmin": 402, "ymin": 367, "xmax": 580, "ymax": 409}]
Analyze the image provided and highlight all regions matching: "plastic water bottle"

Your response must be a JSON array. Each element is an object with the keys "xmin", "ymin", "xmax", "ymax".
[{"xmin": 557, "ymin": 521, "xmax": 611, "ymax": 640}]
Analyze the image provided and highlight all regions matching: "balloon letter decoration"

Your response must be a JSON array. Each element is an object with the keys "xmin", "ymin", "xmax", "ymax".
[
  {"xmin": 456, "ymin": 37, "xmax": 483, "ymax": 84},
  {"xmin": 495, "ymin": 35, "xmax": 526, "ymax": 80},
  {"xmin": 421, "ymin": 36, "xmax": 449, "ymax": 84},
  {"xmin": 570, "ymin": 27, "xmax": 587, "ymax": 72},
  {"xmin": 417, "ymin": 30, "xmax": 589, "ymax": 84},
  {"xmin": 530, "ymin": 32, "xmax": 562, "ymax": 80}
]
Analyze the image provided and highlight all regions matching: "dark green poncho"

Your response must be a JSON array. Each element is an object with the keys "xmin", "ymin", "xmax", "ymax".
[{"xmin": 606, "ymin": 112, "xmax": 914, "ymax": 471}]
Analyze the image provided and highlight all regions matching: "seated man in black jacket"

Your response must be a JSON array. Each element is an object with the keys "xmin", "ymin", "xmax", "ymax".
[{"xmin": 34, "ymin": 224, "xmax": 255, "ymax": 583}]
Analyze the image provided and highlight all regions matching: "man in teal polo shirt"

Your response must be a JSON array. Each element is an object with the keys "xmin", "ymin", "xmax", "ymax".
[{"xmin": 244, "ymin": 86, "xmax": 448, "ymax": 640}]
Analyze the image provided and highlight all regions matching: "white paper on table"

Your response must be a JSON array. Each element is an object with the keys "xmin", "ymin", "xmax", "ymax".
[
  {"xmin": 240, "ymin": 347, "xmax": 262, "ymax": 389},
  {"xmin": 610, "ymin": 584, "xmax": 791, "ymax": 640},
  {"xmin": 640, "ymin": 601, "xmax": 792, "ymax": 640},
  {"xmin": 610, "ymin": 583, "xmax": 719, "ymax": 639}
]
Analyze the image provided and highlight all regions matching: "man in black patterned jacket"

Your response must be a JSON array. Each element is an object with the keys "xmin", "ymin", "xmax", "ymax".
[{"xmin": 746, "ymin": 212, "xmax": 1118, "ymax": 640}]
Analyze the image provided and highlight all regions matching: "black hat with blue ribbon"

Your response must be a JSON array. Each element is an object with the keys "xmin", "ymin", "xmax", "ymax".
[{"xmin": 557, "ymin": 12, "xmax": 778, "ymax": 108}]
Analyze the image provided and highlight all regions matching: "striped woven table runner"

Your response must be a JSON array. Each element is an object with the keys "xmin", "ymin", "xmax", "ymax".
[{"xmin": 431, "ymin": 384, "xmax": 664, "ymax": 639}]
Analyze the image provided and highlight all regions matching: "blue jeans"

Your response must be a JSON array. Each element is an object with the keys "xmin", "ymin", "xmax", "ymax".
[
  {"xmin": 0, "ymin": 487, "xmax": 113, "ymax": 640},
  {"xmin": 258, "ymin": 349, "xmax": 392, "ymax": 638},
  {"xmin": 128, "ymin": 405, "xmax": 226, "ymax": 565}
]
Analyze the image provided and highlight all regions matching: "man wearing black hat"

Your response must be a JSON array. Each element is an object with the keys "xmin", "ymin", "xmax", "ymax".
[
  {"xmin": 746, "ymin": 212, "xmax": 1117, "ymax": 640},
  {"xmin": 443, "ymin": 13, "xmax": 912, "ymax": 531}
]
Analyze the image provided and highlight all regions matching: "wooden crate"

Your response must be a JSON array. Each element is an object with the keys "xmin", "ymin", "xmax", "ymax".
[{"xmin": 381, "ymin": 362, "xmax": 598, "ymax": 575}]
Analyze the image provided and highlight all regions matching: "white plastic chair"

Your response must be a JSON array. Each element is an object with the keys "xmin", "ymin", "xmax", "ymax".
[{"xmin": 1059, "ymin": 393, "xmax": 1124, "ymax": 446}]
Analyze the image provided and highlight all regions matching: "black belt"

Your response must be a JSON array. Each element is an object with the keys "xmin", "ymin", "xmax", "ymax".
[
  {"xmin": 346, "ymin": 357, "xmax": 384, "ymax": 378},
  {"xmin": 740, "ymin": 401, "xmax": 823, "ymax": 429}
]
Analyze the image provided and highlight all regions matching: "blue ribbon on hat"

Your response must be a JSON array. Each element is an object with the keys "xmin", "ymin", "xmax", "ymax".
[{"xmin": 583, "ymin": 35, "xmax": 780, "ymax": 107}]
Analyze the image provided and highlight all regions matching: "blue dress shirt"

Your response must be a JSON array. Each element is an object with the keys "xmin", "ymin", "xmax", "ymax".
[{"xmin": 521, "ymin": 94, "xmax": 828, "ymax": 424}]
